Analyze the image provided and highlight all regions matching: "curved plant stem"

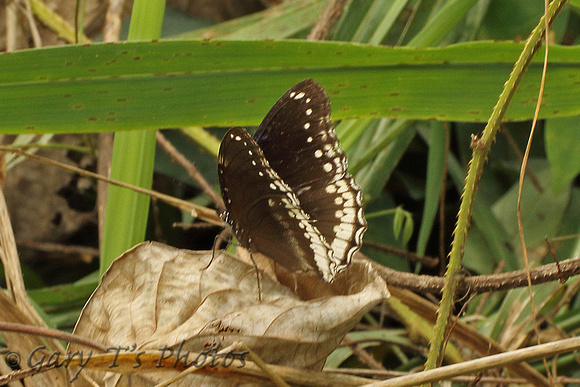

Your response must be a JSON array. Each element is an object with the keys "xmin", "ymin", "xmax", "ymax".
[{"xmin": 423, "ymin": 0, "xmax": 568, "ymax": 372}]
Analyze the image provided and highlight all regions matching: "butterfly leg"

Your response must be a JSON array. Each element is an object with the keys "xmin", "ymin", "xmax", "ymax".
[
  {"xmin": 203, "ymin": 228, "xmax": 233, "ymax": 271},
  {"xmin": 246, "ymin": 245, "xmax": 263, "ymax": 303}
]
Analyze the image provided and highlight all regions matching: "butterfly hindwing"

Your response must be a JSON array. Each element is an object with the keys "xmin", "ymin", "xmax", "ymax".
[{"xmin": 253, "ymin": 79, "xmax": 367, "ymax": 272}]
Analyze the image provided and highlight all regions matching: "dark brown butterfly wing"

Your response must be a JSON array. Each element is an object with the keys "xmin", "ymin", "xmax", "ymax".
[
  {"xmin": 218, "ymin": 127, "xmax": 337, "ymax": 280},
  {"xmin": 253, "ymin": 79, "xmax": 367, "ymax": 273}
]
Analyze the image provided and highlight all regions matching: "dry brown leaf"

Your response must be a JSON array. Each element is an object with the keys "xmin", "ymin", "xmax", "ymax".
[
  {"xmin": 69, "ymin": 241, "xmax": 388, "ymax": 385},
  {"xmin": 0, "ymin": 292, "xmax": 69, "ymax": 385},
  {"xmin": 0, "ymin": 180, "xmax": 68, "ymax": 385}
]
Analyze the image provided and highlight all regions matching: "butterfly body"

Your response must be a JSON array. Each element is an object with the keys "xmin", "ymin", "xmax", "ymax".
[{"xmin": 218, "ymin": 79, "xmax": 366, "ymax": 282}]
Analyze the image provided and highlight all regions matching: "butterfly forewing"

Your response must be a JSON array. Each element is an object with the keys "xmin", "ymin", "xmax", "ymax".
[
  {"xmin": 253, "ymin": 79, "xmax": 367, "ymax": 272},
  {"xmin": 218, "ymin": 127, "xmax": 338, "ymax": 281}
]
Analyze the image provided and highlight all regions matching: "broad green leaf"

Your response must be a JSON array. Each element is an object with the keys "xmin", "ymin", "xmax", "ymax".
[
  {"xmin": 2, "ymin": 41, "xmax": 580, "ymax": 134},
  {"xmin": 448, "ymin": 154, "xmax": 519, "ymax": 271},
  {"xmin": 363, "ymin": 194, "xmax": 410, "ymax": 272},
  {"xmin": 479, "ymin": 0, "xmax": 569, "ymax": 42},
  {"xmin": 462, "ymin": 225, "xmax": 497, "ymax": 274},
  {"xmin": 492, "ymin": 164, "xmax": 571, "ymax": 252},
  {"xmin": 545, "ymin": 116, "xmax": 580, "ymax": 193},
  {"xmin": 356, "ymin": 123, "xmax": 416, "ymax": 201}
]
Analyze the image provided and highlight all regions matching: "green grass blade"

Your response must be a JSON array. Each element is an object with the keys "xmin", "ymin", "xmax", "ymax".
[
  {"xmin": 1, "ymin": 41, "xmax": 579, "ymax": 134},
  {"xmin": 176, "ymin": 0, "xmax": 327, "ymax": 40},
  {"xmin": 416, "ymin": 123, "xmax": 446, "ymax": 257},
  {"xmin": 408, "ymin": 0, "xmax": 479, "ymax": 47},
  {"xmin": 100, "ymin": 0, "xmax": 165, "ymax": 274}
]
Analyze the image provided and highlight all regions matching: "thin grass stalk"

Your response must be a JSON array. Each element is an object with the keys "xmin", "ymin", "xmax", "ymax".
[{"xmin": 423, "ymin": 0, "xmax": 568, "ymax": 372}]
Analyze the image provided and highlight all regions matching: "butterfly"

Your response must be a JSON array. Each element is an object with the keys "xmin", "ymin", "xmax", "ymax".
[{"xmin": 218, "ymin": 79, "xmax": 366, "ymax": 282}]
